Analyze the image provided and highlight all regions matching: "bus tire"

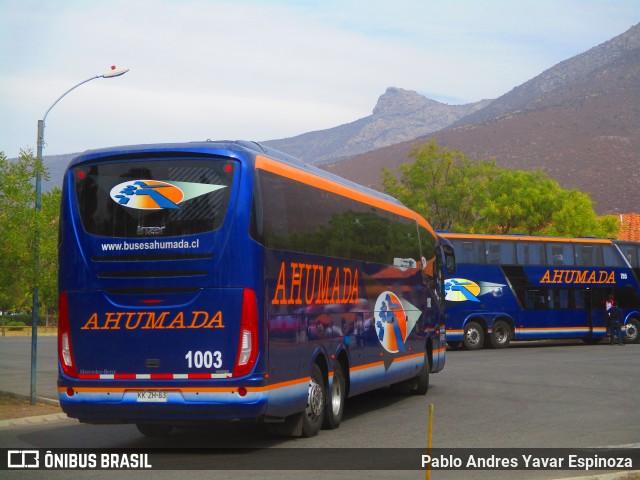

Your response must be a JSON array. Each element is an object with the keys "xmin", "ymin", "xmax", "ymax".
[
  {"xmin": 136, "ymin": 423, "xmax": 173, "ymax": 437},
  {"xmin": 463, "ymin": 321, "xmax": 484, "ymax": 350},
  {"xmin": 624, "ymin": 318, "xmax": 640, "ymax": 344},
  {"xmin": 323, "ymin": 363, "xmax": 345, "ymax": 430},
  {"xmin": 302, "ymin": 364, "xmax": 325, "ymax": 437},
  {"xmin": 412, "ymin": 352, "xmax": 430, "ymax": 395},
  {"xmin": 489, "ymin": 320, "xmax": 512, "ymax": 349}
]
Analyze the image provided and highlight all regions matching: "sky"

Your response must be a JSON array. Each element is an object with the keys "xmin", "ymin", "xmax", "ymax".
[{"xmin": 0, "ymin": 0, "xmax": 637, "ymax": 156}]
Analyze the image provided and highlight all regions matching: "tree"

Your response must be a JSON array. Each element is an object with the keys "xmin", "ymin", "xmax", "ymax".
[
  {"xmin": 474, "ymin": 169, "xmax": 560, "ymax": 234},
  {"xmin": 543, "ymin": 189, "xmax": 619, "ymax": 238},
  {"xmin": 38, "ymin": 187, "xmax": 62, "ymax": 319},
  {"xmin": 381, "ymin": 139, "xmax": 617, "ymax": 238},
  {"xmin": 0, "ymin": 149, "xmax": 58, "ymax": 320},
  {"xmin": 382, "ymin": 139, "xmax": 496, "ymax": 231}
]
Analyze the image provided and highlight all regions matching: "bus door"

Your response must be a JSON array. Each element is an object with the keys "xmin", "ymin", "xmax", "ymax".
[
  {"xmin": 577, "ymin": 288, "xmax": 595, "ymax": 337},
  {"xmin": 580, "ymin": 288, "xmax": 593, "ymax": 335}
]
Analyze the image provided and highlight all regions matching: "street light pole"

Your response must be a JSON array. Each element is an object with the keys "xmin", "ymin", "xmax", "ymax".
[{"xmin": 31, "ymin": 66, "xmax": 129, "ymax": 404}]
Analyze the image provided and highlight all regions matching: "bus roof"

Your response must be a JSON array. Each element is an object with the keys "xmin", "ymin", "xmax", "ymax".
[
  {"xmin": 68, "ymin": 140, "xmax": 405, "ymax": 208},
  {"xmin": 439, "ymin": 231, "xmax": 614, "ymax": 244}
]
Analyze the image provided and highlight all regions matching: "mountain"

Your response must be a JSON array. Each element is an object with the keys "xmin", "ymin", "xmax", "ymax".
[
  {"xmin": 324, "ymin": 24, "xmax": 640, "ymax": 215},
  {"xmin": 264, "ymin": 88, "xmax": 492, "ymax": 164}
]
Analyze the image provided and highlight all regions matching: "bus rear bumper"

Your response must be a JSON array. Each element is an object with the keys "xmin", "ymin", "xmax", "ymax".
[{"xmin": 58, "ymin": 387, "xmax": 270, "ymax": 424}]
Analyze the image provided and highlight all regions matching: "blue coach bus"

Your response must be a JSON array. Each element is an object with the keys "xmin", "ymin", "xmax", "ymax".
[
  {"xmin": 57, "ymin": 140, "xmax": 455, "ymax": 436},
  {"xmin": 440, "ymin": 233, "xmax": 640, "ymax": 350}
]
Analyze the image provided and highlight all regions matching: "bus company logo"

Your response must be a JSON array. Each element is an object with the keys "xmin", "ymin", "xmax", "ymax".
[
  {"xmin": 110, "ymin": 180, "xmax": 226, "ymax": 210},
  {"xmin": 110, "ymin": 180, "xmax": 184, "ymax": 210},
  {"xmin": 445, "ymin": 278, "xmax": 505, "ymax": 302},
  {"xmin": 374, "ymin": 291, "xmax": 408, "ymax": 353},
  {"xmin": 445, "ymin": 278, "xmax": 481, "ymax": 302}
]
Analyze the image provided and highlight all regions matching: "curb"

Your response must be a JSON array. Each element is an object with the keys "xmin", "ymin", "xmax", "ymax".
[
  {"xmin": 0, "ymin": 390, "xmax": 68, "ymax": 429},
  {"xmin": 0, "ymin": 390, "xmax": 59, "ymax": 406},
  {"xmin": 0, "ymin": 412, "xmax": 70, "ymax": 429}
]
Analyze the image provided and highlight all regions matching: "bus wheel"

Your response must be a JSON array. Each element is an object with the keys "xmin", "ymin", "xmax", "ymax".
[
  {"xmin": 624, "ymin": 318, "xmax": 640, "ymax": 344},
  {"xmin": 489, "ymin": 320, "xmax": 512, "ymax": 349},
  {"xmin": 323, "ymin": 363, "xmax": 345, "ymax": 430},
  {"xmin": 302, "ymin": 364, "xmax": 325, "ymax": 437},
  {"xmin": 413, "ymin": 352, "xmax": 430, "ymax": 395},
  {"xmin": 136, "ymin": 424, "xmax": 173, "ymax": 437},
  {"xmin": 463, "ymin": 321, "xmax": 484, "ymax": 350}
]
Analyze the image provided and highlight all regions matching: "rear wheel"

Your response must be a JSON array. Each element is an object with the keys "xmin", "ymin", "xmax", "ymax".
[
  {"xmin": 463, "ymin": 321, "xmax": 484, "ymax": 350},
  {"xmin": 624, "ymin": 318, "xmax": 640, "ymax": 344},
  {"xmin": 302, "ymin": 364, "xmax": 325, "ymax": 437},
  {"xmin": 323, "ymin": 363, "xmax": 345, "ymax": 429},
  {"xmin": 489, "ymin": 320, "xmax": 512, "ymax": 349},
  {"xmin": 412, "ymin": 352, "xmax": 430, "ymax": 395},
  {"xmin": 391, "ymin": 351, "xmax": 430, "ymax": 395}
]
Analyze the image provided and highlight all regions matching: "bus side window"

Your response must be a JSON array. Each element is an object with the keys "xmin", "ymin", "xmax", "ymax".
[
  {"xmin": 505, "ymin": 241, "xmax": 516, "ymax": 264},
  {"xmin": 456, "ymin": 239, "xmax": 483, "ymax": 264},
  {"xmin": 526, "ymin": 289, "xmax": 542, "ymax": 309},
  {"xmin": 620, "ymin": 246, "xmax": 636, "ymax": 266},
  {"xmin": 576, "ymin": 244, "xmax": 604, "ymax": 266},
  {"xmin": 602, "ymin": 245, "xmax": 624, "ymax": 267},
  {"xmin": 517, "ymin": 242, "xmax": 545, "ymax": 265},
  {"xmin": 574, "ymin": 290, "xmax": 586, "ymax": 309},
  {"xmin": 486, "ymin": 242, "xmax": 501, "ymax": 264},
  {"xmin": 547, "ymin": 243, "xmax": 574, "ymax": 266}
]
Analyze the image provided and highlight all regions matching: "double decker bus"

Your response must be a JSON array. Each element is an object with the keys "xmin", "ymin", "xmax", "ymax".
[
  {"xmin": 58, "ymin": 140, "xmax": 455, "ymax": 437},
  {"xmin": 440, "ymin": 233, "xmax": 640, "ymax": 350}
]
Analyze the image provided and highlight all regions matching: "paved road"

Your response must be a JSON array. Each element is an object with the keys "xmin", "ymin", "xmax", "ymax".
[
  {"xmin": 0, "ymin": 336, "xmax": 58, "ymax": 400},
  {"xmin": 1, "ymin": 337, "xmax": 638, "ymax": 479}
]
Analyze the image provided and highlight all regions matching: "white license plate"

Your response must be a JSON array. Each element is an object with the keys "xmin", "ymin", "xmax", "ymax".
[{"xmin": 136, "ymin": 391, "xmax": 168, "ymax": 403}]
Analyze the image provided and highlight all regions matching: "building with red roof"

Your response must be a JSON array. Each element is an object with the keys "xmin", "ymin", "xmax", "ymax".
[{"xmin": 617, "ymin": 213, "xmax": 640, "ymax": 241}]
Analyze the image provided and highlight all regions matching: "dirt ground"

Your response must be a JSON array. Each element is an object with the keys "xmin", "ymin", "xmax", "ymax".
[{"xmin": 0, "ymin": 391, "xmax": 61, "ymax": 420}]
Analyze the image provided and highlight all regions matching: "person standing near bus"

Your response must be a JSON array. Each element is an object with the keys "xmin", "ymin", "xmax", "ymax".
[
  {"xmin": 606, "ymin": 297, "xmax": 624, "ymax": 346},
  {"xmin": 606, "ymin": 294, "xmax": 615, "ymax": 311}
]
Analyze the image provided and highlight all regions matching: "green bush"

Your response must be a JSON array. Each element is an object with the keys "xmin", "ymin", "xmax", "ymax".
[{"xmin": 6, "ymin": 320, "xmax": 27, "ymax": 331}]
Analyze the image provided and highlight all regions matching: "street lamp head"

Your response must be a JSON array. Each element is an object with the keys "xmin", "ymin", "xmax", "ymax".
[{"xmin": 102, "ymin": 65, "xmax": 129, "ymax": 78}]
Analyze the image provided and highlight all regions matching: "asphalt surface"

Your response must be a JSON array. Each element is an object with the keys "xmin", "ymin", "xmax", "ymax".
[{"xmin": 1, "ymin": 336, "xmax": 638, "ymax": 480}]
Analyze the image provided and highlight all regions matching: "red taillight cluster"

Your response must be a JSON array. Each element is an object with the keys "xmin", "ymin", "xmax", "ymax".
[
  {"xmin": 58, "ymin": 292, "xmax": 78, "ymax": 377},
  {"xmin": 233, "ymin": 289, "xmax": 259, "ymax": 377}
]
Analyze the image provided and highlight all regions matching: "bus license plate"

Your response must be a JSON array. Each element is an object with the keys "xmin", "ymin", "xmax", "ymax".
[{"xmin": 136, "ymin": 391, "xmax": 168, "ymax": 403}]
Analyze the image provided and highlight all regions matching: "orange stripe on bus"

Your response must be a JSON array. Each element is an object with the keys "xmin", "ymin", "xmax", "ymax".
[
  {"xmin": 440, "ymin": 233, "xmax": 612, "ymax": 244},
  {"xmin": 57, "ymin": 378, "xmax": 311, "ymax": 395},
  {"xmin": 255, "ymin": 155, "xmax": 436, "ymax": 237}
]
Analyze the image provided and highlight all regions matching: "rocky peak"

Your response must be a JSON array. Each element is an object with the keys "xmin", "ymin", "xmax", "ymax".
[{"xmin": 372, "ymin": 87, "xmax": 442, "ymax": 118}]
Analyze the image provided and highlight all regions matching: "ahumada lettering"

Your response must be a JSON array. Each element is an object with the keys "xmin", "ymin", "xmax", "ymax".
[
  {"xmin": 540, "ymin": 269, "xmax": 616, "ymax": 285},
  {"xmin": 271, "ymin": 261, "xmax": 360, "ymax": 305},
  {"xmin": 81, "ymin": 311, "xmax": 224, "ymax": 330}
]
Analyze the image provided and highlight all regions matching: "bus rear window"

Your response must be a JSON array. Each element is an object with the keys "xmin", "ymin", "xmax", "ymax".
[{"xmin": 73, "ymin": 158, "xmax": 235, "ymax": 237}]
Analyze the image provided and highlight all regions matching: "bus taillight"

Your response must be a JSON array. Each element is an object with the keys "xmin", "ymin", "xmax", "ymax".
[
  {"xmin": 58, "ymin": 292, "xmax": 78, "ymax": 377},
  {"xmin": 233, "ymin": 288, "xmax": 259, "ymax": 377}
]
